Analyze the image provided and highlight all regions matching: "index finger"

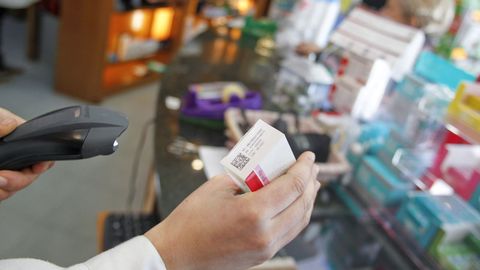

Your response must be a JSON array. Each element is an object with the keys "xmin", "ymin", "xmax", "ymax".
[
  {"xmin": 0, "ymin": 108, "xmax": 25, "ymax": 124},
  {"xmin": 0, "ymin": 169, "xmax": 38, "ymax": 192},
  {"xmin": 247, "ymin": 151, "xmax": 316, "ymax": 217}
]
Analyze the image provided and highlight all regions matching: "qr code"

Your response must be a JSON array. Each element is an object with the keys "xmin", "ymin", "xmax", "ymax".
[{"xmin": 231, "ymin": 153, "xmax": 250, "ymax": 171}]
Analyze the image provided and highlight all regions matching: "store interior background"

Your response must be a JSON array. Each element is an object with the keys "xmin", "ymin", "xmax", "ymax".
[{"xmin": 0, "ymin": 0, "xmax": 480, "ymax": 269}]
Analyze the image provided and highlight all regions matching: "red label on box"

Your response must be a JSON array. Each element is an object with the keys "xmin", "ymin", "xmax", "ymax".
[
  {"xmin": 245, "ymin": 166, "xmax": 270, "ymax": 192},
  {"xmin": 246, "ymin": 171, "xmax": 264, "ymax": 192}
]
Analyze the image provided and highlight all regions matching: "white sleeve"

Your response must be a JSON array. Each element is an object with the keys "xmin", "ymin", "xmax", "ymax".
[{"xmin": 0, "ymin": 236, "xmax": 167, "ymax": 270}]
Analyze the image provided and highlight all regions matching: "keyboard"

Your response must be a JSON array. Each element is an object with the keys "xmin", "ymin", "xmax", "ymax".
[{"xmin": 103, "ymin": 212, "xmax": 160, "ymax": 250}]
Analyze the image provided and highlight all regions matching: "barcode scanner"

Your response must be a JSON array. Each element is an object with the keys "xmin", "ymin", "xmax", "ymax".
[{"xmin": 0, "ymin": 105, "xmax": 128, "ymax": 171}]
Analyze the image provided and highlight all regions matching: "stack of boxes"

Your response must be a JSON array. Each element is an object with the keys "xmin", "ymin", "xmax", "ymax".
[
  {"xmin": 348, "ymin": 52, "xmax": 480, "ymax": 208},
  {"xmin": 335, "ymin": 8, "xmax": 480, "ymax": 270},
  {"xmin": 396, "ymin": 193, "xmax": 480, "ymax": 270},
  {"xmin": 352, "ymin": 155, "xmax": 413, "ymax": 206},
  {"xmin": 344, "ymin": 50, "xmax": 480, "ymax": 269},
  {"xmin": 348, "ymin": 126, "xmax": 415, "ymax": 207},
  {"xmin": 329, "ymin": 7, "xmax": 425, "ymax": 121}
]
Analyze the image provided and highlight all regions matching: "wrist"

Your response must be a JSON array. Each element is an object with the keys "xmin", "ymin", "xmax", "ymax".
[{"xmin": 145, "ymin": 223, "xmax": 182, "ymax": 270}]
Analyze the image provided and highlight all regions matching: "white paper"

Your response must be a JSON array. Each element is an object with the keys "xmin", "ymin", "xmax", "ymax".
[{"xmin": 198, "ymin": 146, "xmax": 229, "ymax": 179}]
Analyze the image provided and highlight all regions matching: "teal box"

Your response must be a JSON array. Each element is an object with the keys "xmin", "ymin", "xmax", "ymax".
[
  {"xmin": 397, "ymin": 193, "xmax": 480, "ymax": 248},
  {"xmin": 414, "ymin": 51, "xmax": 476, "ymax": 90},
  {"xmin": 470, "ymin": 186, "xmax": 480, "ymax": 213},
  {"xmin": 354, "ymin": 156, "xmax": 413, "ymax": 205}
]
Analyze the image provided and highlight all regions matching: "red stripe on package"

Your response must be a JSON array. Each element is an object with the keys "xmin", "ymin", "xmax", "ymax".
[
  {"xmin": 246, "ymin": 171, "xmax": 264, "ymax": 192},
  {"xmin": 246, "ymin": 166, "xmax": 270, "ymax": 191}
]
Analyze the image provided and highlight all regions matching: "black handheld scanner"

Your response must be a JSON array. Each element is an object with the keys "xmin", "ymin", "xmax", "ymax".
[{"xmin": 0, "ymin": 105, "xmax": 128, "ymax": 171}]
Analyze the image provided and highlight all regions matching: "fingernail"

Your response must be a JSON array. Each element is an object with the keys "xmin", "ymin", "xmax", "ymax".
[
  {"xmin": 315, "ymin": 181, "xmax": 321, "ymax": 191},
  {"xmin": 39, "ymin": 162, "xmax": 49, "ymax": 172},
  {"xmin": 0, "ymin": 176, "xmax": 7, "ymax": 187},
  {"xmin": 305, "ymin": 152, "xmax": 315, "ymax": 161}
]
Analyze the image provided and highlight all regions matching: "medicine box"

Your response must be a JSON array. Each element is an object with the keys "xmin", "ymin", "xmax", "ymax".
[
  {"xmin": 331, "ymin": 51, "xmax": 391, "ymax": 121},
  {"xmin": 447, "ymin": 82, "xmax": 480, "ymax": 134},
  {"xmin": 330, "ymin": 7, "xmax": 425, "ymax": 81},
  {"xmin": 353, "ymin": 156, "xmax": 413, "ymax": 206},
  {"xmin": 414, "ymin": 51, "xmax": 476, "ymax": 90},
  {"xmin": 221, "ymin": 120, "xmax": 296, "ymax": 192},
  {"xmin": 396, "ymin": 193, "xmax": 480, "ymax": 249}
]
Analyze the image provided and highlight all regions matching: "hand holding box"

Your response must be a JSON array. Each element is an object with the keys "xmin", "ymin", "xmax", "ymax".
[{"xmin": 221, "ymin": 120, "xmax": 296, "ymax": 192}]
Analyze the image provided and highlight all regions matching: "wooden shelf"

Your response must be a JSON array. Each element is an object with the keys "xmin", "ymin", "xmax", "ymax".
[
  {"xmin": 104, "ymin": 49, "xmax": 172, "ymax": 67},
  {"xmin": 55, "ymin": 0, "xmax": 272, "ymax": 102},
  {"xmin": 55, "ymin": 0, "xmax": 192, "ymax": 102}
]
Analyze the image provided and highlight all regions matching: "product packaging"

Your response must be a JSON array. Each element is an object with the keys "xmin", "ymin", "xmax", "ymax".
[{"xmin": 221, "ymin": 120, "xmax": 296, "ymax": 192}]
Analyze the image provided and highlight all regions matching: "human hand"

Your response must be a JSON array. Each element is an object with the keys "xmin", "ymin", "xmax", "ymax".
[
  {"xmin": 145, "ymin": 152, "xmax": 320, "ymax": 270},
  {"xmin": 0, "ymin": 108, "xmax": 54, "ymax": 201}
]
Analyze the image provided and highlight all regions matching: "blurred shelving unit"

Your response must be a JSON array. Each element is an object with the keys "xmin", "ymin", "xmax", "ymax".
[
  {"xmin": 55, "ymin": 0, "xmax": 272, "ymax": 102},
  {"xmin": 55, "ymin": 0, "xmax": 194, "ymax": 102}
]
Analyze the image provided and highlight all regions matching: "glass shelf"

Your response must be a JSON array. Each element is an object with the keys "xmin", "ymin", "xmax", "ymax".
[{"xmin": 331, "ymin": 184, "xmax": 444, "ymax": 270}]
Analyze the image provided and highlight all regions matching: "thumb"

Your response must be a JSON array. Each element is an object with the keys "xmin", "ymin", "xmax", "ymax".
[
  {"xmin": 0, "ymin": 118, "xmax": 18, "ymax": 138},
  {"xmin": 0, "ymin": 108, "xmax": 24, "ymax": 138}
]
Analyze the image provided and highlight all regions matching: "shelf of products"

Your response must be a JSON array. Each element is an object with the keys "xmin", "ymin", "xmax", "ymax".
[
  {"xmin": 55, "ymin": 0, "xmax": 192, "ymax": 101},
  {"xmin": 333, "ymin": 184, "xmax": 444, "ymax": 270}
]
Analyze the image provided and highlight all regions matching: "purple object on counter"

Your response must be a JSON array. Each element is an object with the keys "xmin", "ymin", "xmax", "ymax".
[{"xmin": 180, "ymin": 84, "xmax": 263, "ymax": 120}]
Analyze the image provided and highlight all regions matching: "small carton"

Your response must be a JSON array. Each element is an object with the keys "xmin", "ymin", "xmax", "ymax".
[{"xmin": 221, "ymin": 120, "xmax": 296, "ymax": 192}]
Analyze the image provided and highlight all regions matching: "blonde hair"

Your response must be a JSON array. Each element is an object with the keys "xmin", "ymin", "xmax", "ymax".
[{"xmin": 402, "ymin": 0, "xmax": 455, "ymax": 36}]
